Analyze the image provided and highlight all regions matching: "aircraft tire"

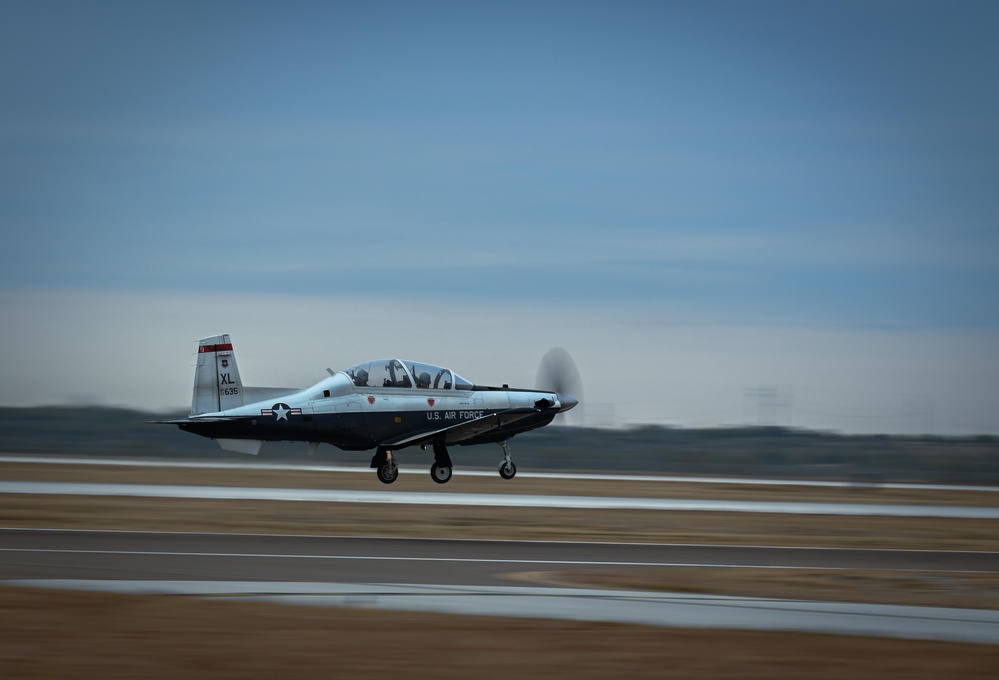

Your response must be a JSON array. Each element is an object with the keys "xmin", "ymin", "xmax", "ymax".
[
  {"xmin": 498, "ymin": 461, "xmax": 517, "ymax": 480},
  {"xmin": 377, "ymin": 461, "xmax": 399, "ymax": 484},
  {"xmin": 430, "ymin": 463, "xmax": 453, "ymax": 484}
]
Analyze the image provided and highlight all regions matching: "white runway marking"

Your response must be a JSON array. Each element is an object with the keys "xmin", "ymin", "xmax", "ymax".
[
  {"xmin": 3, "ymin": 455, "xmax": 996, "ymax": 493},
  {"xmin": 3, "ymin": 480, "xmax": 999, "ymax": 518},
  {"xmin": 1, "ymin": 546, "xmax": 991, "ymax": 573}
]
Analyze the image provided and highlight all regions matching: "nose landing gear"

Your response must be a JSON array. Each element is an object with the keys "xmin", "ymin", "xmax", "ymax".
[{"xmin": 497, "ymin": 441, "xmax": 516, "ymax": 480}]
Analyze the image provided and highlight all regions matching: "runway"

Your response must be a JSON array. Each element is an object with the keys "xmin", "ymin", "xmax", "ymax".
[
  {"xmin": 5, "ymin": 455, "xmax": 998, "ymax": 493},
  {"xmin": 4, "ymin": 459, "xmax": 999, "ymax": 644},
  {"xmin": 4, "ymin": 528, "xmax": 999, "ymax": 643},
  {"xmin": 4, "ymin": 481, "xmax": 999, "ymax": 518},
  {"xmin": 3, "ymin": 528, "xmax": 997, "ymax": 582}
]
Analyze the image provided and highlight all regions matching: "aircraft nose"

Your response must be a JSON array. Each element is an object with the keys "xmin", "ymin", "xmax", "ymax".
[{"xmin": 557, "ymin": 393, "xmax": 579, "ymax": 412}]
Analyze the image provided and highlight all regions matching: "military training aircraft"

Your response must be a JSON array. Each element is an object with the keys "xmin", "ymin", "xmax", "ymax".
[{"xmin": 157, "ymin": 335, "xmax": 581, "ymax": 484}]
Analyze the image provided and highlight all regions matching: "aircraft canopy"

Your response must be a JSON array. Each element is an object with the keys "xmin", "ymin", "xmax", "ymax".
[{"xmin": 343, "ymin": 359, "xmax": 473, "ymax": 390}]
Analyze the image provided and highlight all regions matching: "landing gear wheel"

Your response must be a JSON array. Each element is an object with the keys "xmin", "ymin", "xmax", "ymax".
[
  {"xmin": 498, "ymin": 461, "xmax": 517, "ymax": 480},
  {"xmin": 377, "ymin": 460, "xmax": 399, "ymax": 484},
  {"xmin": 497, "ymin": 441, "xmax": 516, "ymax": 480},
  {"xmin": 430, "ymin": 463, "xmax": 453, "ymax": 484}
]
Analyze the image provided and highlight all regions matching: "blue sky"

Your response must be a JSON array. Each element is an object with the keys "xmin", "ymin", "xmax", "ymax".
[{"xmin": 2, "ymin": 1, "xmax": 997, "ymax": 433}]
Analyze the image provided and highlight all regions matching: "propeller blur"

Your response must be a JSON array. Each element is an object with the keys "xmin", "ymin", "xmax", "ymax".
[{"xmin": 536, "ymin": 347, "xmax": 584, "ymax": 426}]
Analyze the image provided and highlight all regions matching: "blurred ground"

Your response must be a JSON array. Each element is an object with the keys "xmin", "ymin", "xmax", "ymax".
[
  {"xmin": 2, "ymin": 456, "xmax": 998, "ymax": 677},
  {"xmin": 5, "ymin": 457, "xmax": 999, "ymax": 506},
  {"xmin": 2, "ymin": 586, "xmax": 998, "ymax": 680},
  {"xmin": 2, "ymin": 459, "xmax": 998, "ymax": 554}
]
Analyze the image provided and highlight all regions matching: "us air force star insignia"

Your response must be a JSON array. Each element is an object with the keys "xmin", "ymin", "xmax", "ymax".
[{"xmin": 260, "ymin": 403, "xmax": 302, "ymax": 419}]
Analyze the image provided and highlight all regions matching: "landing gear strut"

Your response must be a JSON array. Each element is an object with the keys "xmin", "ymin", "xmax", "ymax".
[
  {"xmin": 430, "ymin": 443, "xmax": 453, "ymax": 484},
  {"xmin": 371, "ymin": 447, "xmax": 399, "ymax": 484},
  {"xmin": 497, "ymin": 441, "xmax": 516, "ymax": 480}
]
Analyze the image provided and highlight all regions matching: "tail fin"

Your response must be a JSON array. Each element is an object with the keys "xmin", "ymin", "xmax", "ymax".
[{"xmin": 191, "ymin": 334, "xmax": 245, "ymax": 414}]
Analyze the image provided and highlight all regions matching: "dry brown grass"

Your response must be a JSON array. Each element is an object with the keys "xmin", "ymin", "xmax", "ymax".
[
  {"xmin": 2, "ymin": 585, "xmax": 998, "ymax": 679},
  {"xmin": 2, "ymin": 492, "xmax": 998, "ymax": 551}
]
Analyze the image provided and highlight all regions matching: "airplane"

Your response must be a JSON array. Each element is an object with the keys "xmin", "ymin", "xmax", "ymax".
[{"xmin": 156, "ymin": 334, "xmax": 580, "ymax": 484}]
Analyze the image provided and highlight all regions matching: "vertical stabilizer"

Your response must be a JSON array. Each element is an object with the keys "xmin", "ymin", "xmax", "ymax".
[{"xmin": 191, "ymin": 334, "xmax": 245, "ymax": 414}]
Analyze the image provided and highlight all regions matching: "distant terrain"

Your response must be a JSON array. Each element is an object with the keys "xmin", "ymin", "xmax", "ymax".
[{"xmin": 1, "ymin": 407, "xmax": 997, "ymax": 485}]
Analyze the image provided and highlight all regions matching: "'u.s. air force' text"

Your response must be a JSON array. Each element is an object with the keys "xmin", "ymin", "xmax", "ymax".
[{"xmin": 427, "ymin": 411, "xmax": 485, "ymax": 421}]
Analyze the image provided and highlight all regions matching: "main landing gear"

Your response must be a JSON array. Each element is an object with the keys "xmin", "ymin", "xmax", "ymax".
[
  {"xmin": 430, "ymin": 443, "xmax": 453, "ymax": 484},
  {"xmin": 370, "ymin": 442, "xmax": 516, "ymax": 484},
  {"xmin": 370, "ymin": 447, "xmax": 399, "ymax": 485},
  {"xmin": 371, "ymin": 444, "xmax": 455, "ymax": 484},
  {"xmin": 497, "ymin": 441, "xmax": 517, "ymax": 480},
  {"xmin": 430, "ymin": 463, "xmax": 452, "ymax": 484}
]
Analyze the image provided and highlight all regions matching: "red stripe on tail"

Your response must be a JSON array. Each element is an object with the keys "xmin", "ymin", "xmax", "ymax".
[{"xmin": 199, "ymin": 343, "xmax": 234, "ymax": 353}]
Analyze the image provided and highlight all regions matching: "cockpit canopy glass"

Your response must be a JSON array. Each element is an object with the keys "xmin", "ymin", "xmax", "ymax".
[{"xmin": 343, "ymin": 360, "xmax": 473, "ymax": 390}]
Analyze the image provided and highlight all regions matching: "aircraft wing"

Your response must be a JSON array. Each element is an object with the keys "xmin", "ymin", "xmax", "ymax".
[{"xmin": 384, "ymin": 408, "xmax": 541, "ymax": 448}]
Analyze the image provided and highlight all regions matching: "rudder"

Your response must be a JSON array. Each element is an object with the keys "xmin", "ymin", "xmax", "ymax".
[{"xmin": 191, "ymin": 334, "xmax": 245, "ymax": 414}]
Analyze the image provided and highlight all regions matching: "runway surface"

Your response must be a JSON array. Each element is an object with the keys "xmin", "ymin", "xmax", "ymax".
[
  {"xmin": 5, "ymin": 454, "xmax": 998, "ymax": 493},
  {"xmin": 4, "ymin": 459, "xmax": 999, "ymax": 643},
  {"xmin": 4, "ymin": 528, "xmax": 999, "ymax": 643},
  {"xmin": 4, "ymin": 480, "xmax": 999, "ymax": 518},
  {"xmin": 4, "ymin": 528, "xmax": 997, "ymax": 582}
]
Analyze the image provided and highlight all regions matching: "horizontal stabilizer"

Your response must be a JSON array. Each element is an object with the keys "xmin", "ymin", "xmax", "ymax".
[{"xmin": 148, "ymin": 416, "xmax": 242, "ymax": 424}]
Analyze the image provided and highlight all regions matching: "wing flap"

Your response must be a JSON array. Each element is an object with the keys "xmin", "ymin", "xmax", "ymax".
[{"xmin": 384, "ymin": 408, "xmax": 540, "ymax": 448}]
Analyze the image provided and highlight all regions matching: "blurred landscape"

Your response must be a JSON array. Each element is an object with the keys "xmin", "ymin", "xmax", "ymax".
[{"xmin": 3, "ymin": 407, "xmax": 996, "ymax": 485}]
